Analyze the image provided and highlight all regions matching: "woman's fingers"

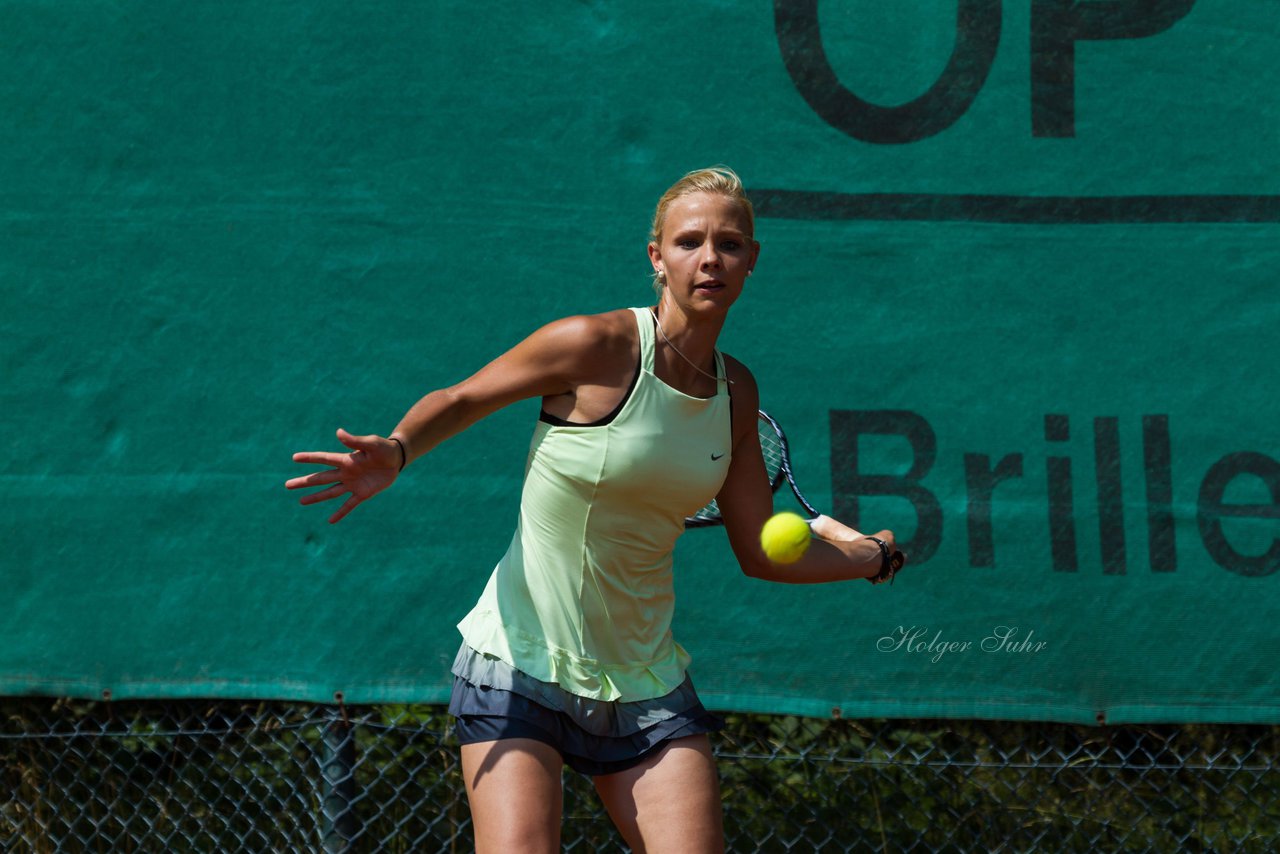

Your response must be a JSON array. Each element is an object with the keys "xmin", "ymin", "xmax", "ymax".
[
  {"xmin": 284, "ymin": 468, "xmax": 342, "ymax": 490},
  {"xmin": 289, "ymin": 431, "xmax": 399, "ymax": 523},
  {"xmin": 329, "ymin": 494, "xmax": 362, "ymax": 525},
  {"xmin": 292, "ymin": 451, "xmax": 350, "ymax": 467},
  {"xmin": 872, "ymin": 529, "xmax": 896, "ymax": 550},
  {"xmin": 336, "ymin": 428, "xmax": 382, "ymax": 453},
  {"xmin": 809, "ymin": 514, "xmax": 864, "ymax": 542},
  {"xmin": 299, "ymin": 482, "xmax": 347, "ymax": 506}
]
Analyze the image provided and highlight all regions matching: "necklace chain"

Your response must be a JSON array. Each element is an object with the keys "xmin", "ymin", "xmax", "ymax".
[{"xmin": 649, "ymin": 307, "xmax": 730, "ymax": 384}]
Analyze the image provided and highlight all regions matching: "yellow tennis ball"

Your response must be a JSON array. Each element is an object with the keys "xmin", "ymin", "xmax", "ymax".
[{"xmin": 760, "ymin": 512, "xmax": 811, "ymax": 564}]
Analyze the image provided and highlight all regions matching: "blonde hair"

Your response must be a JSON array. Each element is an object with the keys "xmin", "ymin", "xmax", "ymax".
[
  {"xmin": 650, "ymin": 166, "xmax": 754, "ymax": 243},
  {"xmin": 650, "ymin": 166, "xmax": 755, "ymax": 293}
]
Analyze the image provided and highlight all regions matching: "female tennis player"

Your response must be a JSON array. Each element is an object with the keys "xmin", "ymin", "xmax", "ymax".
[{"xmin": 287, "ymin": 167, "xmax": 899, "ymax": 853}]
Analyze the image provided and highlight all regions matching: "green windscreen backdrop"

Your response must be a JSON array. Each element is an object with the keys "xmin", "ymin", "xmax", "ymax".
[{"xmin": 2, "ymin": 1, "xmax": 1276, "ymax": 724}]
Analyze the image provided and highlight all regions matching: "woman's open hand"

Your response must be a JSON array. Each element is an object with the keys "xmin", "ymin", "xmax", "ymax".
[{"xmin": 286, "ymin": 428, "xmax": 402, "ymax": 524}]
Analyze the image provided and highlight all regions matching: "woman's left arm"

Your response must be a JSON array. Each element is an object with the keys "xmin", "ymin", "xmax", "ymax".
[{"xmin": 714, "ymin": 358, "xmax": 896, "ymax": 584}]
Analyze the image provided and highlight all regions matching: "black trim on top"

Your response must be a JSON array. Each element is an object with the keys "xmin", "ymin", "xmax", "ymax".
[
  {"xmin": 724, "ymin": 355, "xmax": 734, "ymax": 434},
  {"xmin": 539, "ymin": 355, "xmax": 642, "ymax": 428}
]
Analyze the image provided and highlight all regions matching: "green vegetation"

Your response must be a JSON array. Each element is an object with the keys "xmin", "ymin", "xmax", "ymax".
[{"xmin": 3, "ymin": 699, "xmax": 1277, "ymax": 852}]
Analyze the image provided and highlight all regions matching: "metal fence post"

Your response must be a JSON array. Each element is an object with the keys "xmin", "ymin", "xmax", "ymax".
[{"xmin": 320, "ymin": 697, "xmax": 359, "ymax": 853}]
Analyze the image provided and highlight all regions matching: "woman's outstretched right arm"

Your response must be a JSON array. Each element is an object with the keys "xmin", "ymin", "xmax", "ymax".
[{"xmin": 286, "ymin": 313, "xmax": 624, "ymax": 523}]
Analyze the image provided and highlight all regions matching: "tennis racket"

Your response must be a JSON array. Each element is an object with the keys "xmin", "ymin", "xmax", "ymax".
[{"xmin": 686, "ymin": 409, "xmax": 906, "ymax": 581}]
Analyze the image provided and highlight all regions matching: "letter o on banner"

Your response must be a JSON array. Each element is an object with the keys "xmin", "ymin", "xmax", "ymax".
[{"xmin": 774, "ymin": 0, "xmax": 1003, "ymax": 144}]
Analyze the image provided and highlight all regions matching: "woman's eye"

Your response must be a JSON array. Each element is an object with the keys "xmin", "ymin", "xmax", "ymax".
[
  {"xmin": 678, "ymin": 239, "xmax": 699, "ymax": 249},
  {"xmin": 721, "ymin": 241, "xmax": 741, "ymax": 251}
]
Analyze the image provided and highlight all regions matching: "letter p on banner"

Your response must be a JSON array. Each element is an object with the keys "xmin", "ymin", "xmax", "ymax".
[{"xmin": 1031, "ymin": 0, "xmax": 1198, "ymax": 136}]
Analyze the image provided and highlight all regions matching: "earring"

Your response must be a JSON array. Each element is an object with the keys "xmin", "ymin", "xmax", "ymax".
[{"xmin": 656, "ymin": 269, "xmax": 665, "ymax": 282}]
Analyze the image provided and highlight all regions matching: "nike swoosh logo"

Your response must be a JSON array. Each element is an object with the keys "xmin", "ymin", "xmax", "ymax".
[{"xmin": 711, "ymin": 453, "xmax": 726, "ymax": 461}]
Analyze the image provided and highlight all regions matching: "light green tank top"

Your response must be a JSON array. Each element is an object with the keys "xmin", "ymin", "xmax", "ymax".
[{"xmin": 457, "ymin": 307, "xmax": 733, "ymax": 702}]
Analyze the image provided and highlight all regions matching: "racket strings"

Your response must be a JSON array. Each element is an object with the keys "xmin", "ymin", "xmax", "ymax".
[
  {"xmin": 757, "ymin": 426, "xmax": 787, "ymax": 485},
  {"xmin": 758, "ymin": 414, "xmax": 819, "ymax": 518}
]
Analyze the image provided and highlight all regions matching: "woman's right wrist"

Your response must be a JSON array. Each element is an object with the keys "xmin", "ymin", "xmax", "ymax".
[{"xmin": 389, "ymin": 435, "xmax": 408, "ymax": 471}]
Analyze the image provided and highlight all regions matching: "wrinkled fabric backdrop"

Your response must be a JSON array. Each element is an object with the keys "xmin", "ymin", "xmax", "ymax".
[{"xmin": 2, "ymin": 0, "xmax": 1276, "ymax": 724}]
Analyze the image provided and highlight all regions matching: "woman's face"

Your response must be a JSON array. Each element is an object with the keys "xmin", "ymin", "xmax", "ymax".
[{"xmin": 649, "ymin": 192, "xmax": 759, "ymax": 314}]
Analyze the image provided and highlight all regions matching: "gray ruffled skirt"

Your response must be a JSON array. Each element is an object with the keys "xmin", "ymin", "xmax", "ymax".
[{"xmin": 448, "ymin": 643, "xmax": 723, "ymax": 776}]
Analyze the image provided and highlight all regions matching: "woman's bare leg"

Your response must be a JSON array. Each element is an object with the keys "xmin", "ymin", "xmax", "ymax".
[
  {"xmin": 592, "ymin": 734, "xmax": 724, "ymax": 853},
  {"xmin": 461, "ymin": 738, "xmax": 564, "ymax": 854}
]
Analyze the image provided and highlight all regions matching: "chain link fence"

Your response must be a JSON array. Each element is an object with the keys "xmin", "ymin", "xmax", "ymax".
[{"xmin": 3, "ymin": 697, "xmax": 1278, "ymax": 852}]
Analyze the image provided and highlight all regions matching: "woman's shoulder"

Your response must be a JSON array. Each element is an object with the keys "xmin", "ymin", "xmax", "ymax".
[
  {"xmin": 536, "ymin": 308, "xmax": 639, "ymax": 353},
  {"xmin": 719, "ymin": 353, "xmax": 761, "ymax": 442},
  {"xmin": 720, "ymin": 352, "xmax": 758, "ymax": 393}
]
